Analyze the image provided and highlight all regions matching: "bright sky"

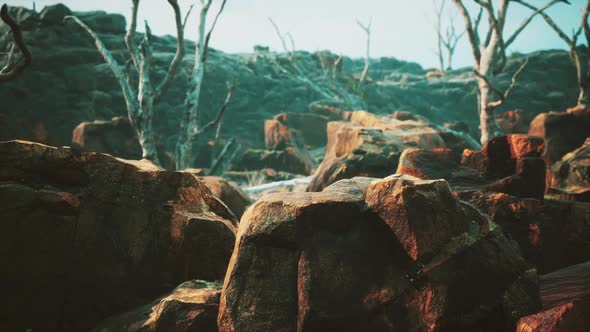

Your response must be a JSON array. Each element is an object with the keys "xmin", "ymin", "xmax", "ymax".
[{"xmin": 6, "ymin": 0, "xmax": 585, "ymax": 69}]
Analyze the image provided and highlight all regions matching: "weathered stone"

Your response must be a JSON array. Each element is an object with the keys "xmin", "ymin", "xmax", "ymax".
[
  {"xmin": 218, "ymin": 175, "xmax": 540, "ymax": 332},
  {"xmin": 233, "ymin": 147, "xmax": 315, "ymax": 175},
  {"xmin": 72, "ymin": 116, "xmax": 142, "ymax": 160},
  {"xmin": 200, "ymin": 176, "xmax": 252, "ymax": 219},
  {"xmin": 548, "ymin": 138, "xmax": 590, "ymax": 202},
  {"xmin": 92, "ymin": 281, "xmax": 221, "ymax": 332},
  {"xmin": 528, "ymin": 108, "xmax": 590, "ymax": 166},
  {"xmin": 0, "ymin": 140, "xmax": 237, "ymax": 332},
  {"xmin": 497, "ymin": 109, "xmax": 529, "ymax": 134}
]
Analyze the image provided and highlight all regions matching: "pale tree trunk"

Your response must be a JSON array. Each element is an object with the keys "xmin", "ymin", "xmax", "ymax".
[
  {"xmin": 477, "ymin": 79, "xmax": 499, "ymax": 144},
  {"xmin": 176, "ymin": 1, "xmax": 210, "ymax": 170}
]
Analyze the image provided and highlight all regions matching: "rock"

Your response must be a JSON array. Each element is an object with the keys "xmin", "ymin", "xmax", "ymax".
[
  {"xmin": 0, "ymin": 140, "xmax": 237, "ymax": 332},
  {"xmin": 271, "ymin": 112, "xmax": 330, "ymax": 148},
  {"xmin": 74, "ymin": 11, "xmax": 127, "ymax": 34},
  {"xmin": 496, "ymin": 109, "xmax": 529, "ymax": 134},
  {"xmin": 39, "ymin": 4, "xmax": 72, "ymax": 24},
  {"xmin": 528, "ymin": 108, "xmax": 590, "ymax": 166},
  {"xmin": 517, "ymin": 262, "xmax": 590, "ymax": 332},
  {"xmin": 308, "ymin": 111, "xmax": 457, "ymax": 192},
  {"xmin": 92, "ymin": 280, "xmax": 221, "ymax": 332},
  {"xmin": 548, "ymin": 138, "xmax": 590, "ymax": 202},
  {"xmin": 264, "ymin": 119, "xmax": 304, "ymax": 150},
  {"xmin": 200, "ymin": 176, "xmax": 252, "ymax": 219},
  {"xmin": 461, "ymin": 135, "xmax": 546, "ymax": 199},
  {"xmin": 396, "ymin": 135, "xmax": 546, "ymax": 199},
  {"xmin": 218, "ymin": 175, "xmax": 541, "ymax": 331},
  {"xmin": 72, "ymin": 117, "xmax": 142, "ymax": 160},
  {"xmin": 459, "ymin": 191, "xmax": 590, "ymax": 273},
  {"xmin": 232, "ymin": 147, "xmax": 316, "ymax": 175}
]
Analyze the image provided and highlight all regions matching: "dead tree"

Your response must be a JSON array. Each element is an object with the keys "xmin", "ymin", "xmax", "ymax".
[
  {"xmin": 356, "ymin": 18, "xmax": 372, "ymax": 85},
  {"xmin": 65, "ymin": 0, "xmax": 186, "ymax": 166},
  {"xmin": 176, "ymin": 0, "xmax": 230, "ymax": 170},
  {"xmin": 530, "ymin": 0, "xmax": 589, "ymax": 109},
  {"xmin": 433, "ymin": 0, "xmax": 465, "ymax": 72},
  {"xmin": 452, "ymin": 0, "xmax": 568, "ymax": 144},
  {"xmin": 0, "ymin": 4, "xmax": 32, "ymax": 82}
]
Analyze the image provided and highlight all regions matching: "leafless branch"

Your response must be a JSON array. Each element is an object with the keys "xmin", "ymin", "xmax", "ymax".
[
  {"xmin": 154, "ymin": 0, "xmax": 186, "ymax": 102},
  {"xmin": 506, "ymin": 0, "xmax": 568, "ymax": 48},
  {"xmin": 356, "ymin": 17, "xmax": 372, "ymax": 85},
  {"xmin": 193, "ymin": 80, "xmax": 237, "ymax": 139},
  {"xmin": 474, "ymin": 58, "xmax": 529, "ymax": 109},
  {"xmin": 202, "ymin": 0, "xmax": 228, "ymax": 63},
  {"xmin": 65, "ymin": 15, "xmax": 138, "ymax": 118},
  {"xmin": 125, "ymin": 0, "xmax": 140, "ymax": 73},
  {"xmin": 452, "ymin": 0, "xmax": 481, "ymax": 63},
  {"xmin": 0, "ymin": 4, "xmax": 32, "ymax": 82},
  {"xmin": 183, "ymin": 4, "xmax": 195, "ymax": 30}
]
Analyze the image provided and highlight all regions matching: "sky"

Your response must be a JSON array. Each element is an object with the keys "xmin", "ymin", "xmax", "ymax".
[{"xmin": 6, "ymin": 0, "xmax": 585, "ymax": 69}]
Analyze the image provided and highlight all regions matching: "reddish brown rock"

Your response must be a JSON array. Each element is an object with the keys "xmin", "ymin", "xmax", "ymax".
[
  {"xmin": 271, "ymin": 112, "xmax": 330, "ymax": 148},
  {"xmin": 397, "ymin": 135, "xmax": 546, "ymax": 199},
  {"xmin": 72, "ymin": 116, "xmax": 142, "ymax": 160},
  {"xmin": 497, "ymin": 109, "xmax": 529, "ymax": 134},
  {"xmin": 0, "ymin": 140, "xmax": 237, "ymax": 332},
  {"xmin": 548, "ymin": 138, "xmax": 590, "ymax": 202},
  {"xmin": 92, "ymin": 281, "xmax": 221, "ymax": 332},
  {"xmin": 218, "ymin": 175, "xmax": 540, "ymax": 332},
  {"xmin": 516, "ymin": 262, "xmax": 590, "ymax": 332},
  {"xmin": 264, "ymin": 119, "xmax": 302, "ymax": 150},
  {"xmin": 459, "ymin": 191, "xmax": 590, "ymax": 273},
  {"xmin": 200, "ymin": 176, "xmax": 252, "ymax": 219},
  {"xmin": 528, "ymin": 108, "xmax": 590, "ymax": 166}
]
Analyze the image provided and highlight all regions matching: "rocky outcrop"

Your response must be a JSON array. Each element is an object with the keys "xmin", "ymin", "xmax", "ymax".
[
  {"xmin": 517, "ymin": 262, "xmax": 590, "ymax": 332},
  {"xmin": 0, "ymin": 5, "xmax": 580, "ymax": 162},
  {"xmin": 92, "ymin": 281, "xmax": 221, "ymax": 332},
  {"xmin": 218, "ymin": 175, "xmax": 540, "ymax": 332},
  {"xmin": 528, "ymin": 108, "xmax": 590, "ymax": 166},
  {"xmin": 307, "ymin": 111, "xmax": 480, "ymax": 192},
  {"xmin": 548, "ymin": 138, "xmax": 590, "ymax": 202},
  {"xmin": 0, "ymin": 140, "xmax": 237, "ymax": 332},
  {"xmin": 200, "ymin": 176, "xmax": 252, "ymax": 219},
  {"xmin": 496, "ymin": 109, "xmax": 529, "ymax": 134},
  {"xmin": 397, "ymin": 135, "xmax": 546, "ymax": 199},
  {"xmin": 72, "ymin": 116, "xmax": 141, "ymax": 160}
]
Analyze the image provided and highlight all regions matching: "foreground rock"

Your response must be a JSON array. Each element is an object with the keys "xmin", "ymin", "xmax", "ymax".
[
  {"xmin": 307, "ymin": 111, "xmax": 480, "ymax": 191},
  {"xmin": 93, "ymin": 281, "xmax": 221, "ymax": 332},
  {"xmin": 460, "ymin": 191, "xmax": 590, "ymax": 274},
  {"xmin": 548, "ymin": 138, "xmax": 590, "ymax": 202},
  {"xmin": 200, "ymin": 176, "xmax": 252, "ymax": 219},
  {"xmin": 528, "ymin": 107, "xmax": 590, "ymax": 166},
  {"xmin": 219, "ymin": 175, "xmax": 540, "ymax": 331},
  {"xmin": 397, "ymin": 135, "xmax": 546, "ymax": 199},
  {"xmin": 517, "ymin": 262, "xmax": 590, "ymax": 332},
  {"xmin": 0, "ymin": 141, "xmax": 237, "ymax": 332}
]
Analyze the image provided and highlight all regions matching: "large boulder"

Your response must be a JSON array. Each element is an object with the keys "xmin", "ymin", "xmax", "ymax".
[
  {"xmin": 459, "ymin": 191, "xmax": 590, "ymax": 274},
  {"xmin": 200, "ymin": 176, "xmax": 252, "ymax": 219},
  {"xmin": 267, "ymin": 112, "xmax": 330, "ymax": 148},
  {"xmin": 397, "ymin": 135, "xmax": 546, "ymax": 199},
  {"xmin": 0, "ymin": 140, "xmax": 237, "ymax": 332},
  {"xmin": 218, "ymin": 175, "xmax": 541, "ymax": 331},
  {"xmin": 92, "ymin": 280, "xmax": 221, "ymax": 332},
  {"xmin": 72, "ymin": 116, "xmax": 142, "ymax": 160},
  {"xmin": 528, "ymin": 108, "xmax": 590, "ymax": 166},
  {"xmin": 517, "ymin": 262, "xmax": 590, "ymax": 332},
  {"xmin": 548, "ymin": 137, "xmax": 590, "ymax": 202}
]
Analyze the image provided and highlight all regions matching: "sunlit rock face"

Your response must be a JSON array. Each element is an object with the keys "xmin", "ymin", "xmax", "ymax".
[
  {"xmin": 92, "ymin": 280, "xmax": 222, "ymax": 332},
  {"xmin": 218, "ymin": 175, "xmax": 540, "ymax": 332},
  {"xmin": 307, "ymin": 111, "xmax": 480, "ymax": 192},
  {"xmin": 548, "ymin": 138, "xmax": 590, "ymax": 202},
  {"xmin": 0, "ymin": 140, "xmax": 237, "ymax": 332}
]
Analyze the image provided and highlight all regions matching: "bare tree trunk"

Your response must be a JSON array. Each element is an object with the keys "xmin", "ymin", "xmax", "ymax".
[
  {"xmin": 357, "ymin": 18, "xmax": 372, "ymax": 85},
  {"xmin": 477, "ymin": 80, "xmax": 499, "ymax": 144}
]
